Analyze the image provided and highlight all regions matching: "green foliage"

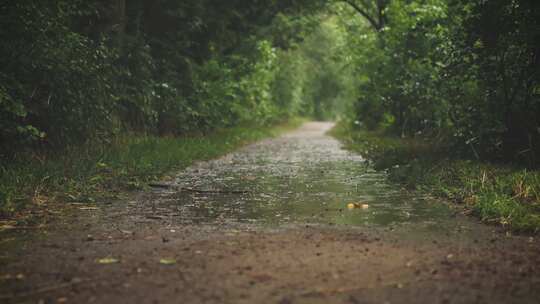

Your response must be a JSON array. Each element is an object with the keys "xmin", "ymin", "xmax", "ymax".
[
  {"xmin": 445, "ymin": 0, "xmax": 540, "ymax": 163},
  {"xmin": 0, "ymin": 1, "xmax": 118, "ymax": 147},
  {"xmin": 237, "ymin": 40, "xmax": 280, "ymax": 124},
  {"xmin": 342, "ymin": 0, "xmax": 540, "ymax": 165},
  {"xmin": 0, "ymin": 0, "xmax": 325, "ymax": 155},
  {"xmin": 343, "ymin": 0, "xmax": 450, "ymax": 134},
  {"xmin": 271, "ymin": 15, "xmax": 359, "ymax": 121}
]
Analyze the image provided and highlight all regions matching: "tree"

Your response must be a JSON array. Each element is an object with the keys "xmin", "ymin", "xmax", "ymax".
[{"xmin": 338, "ymin": 0, "xmax": 389, "ymax": 31}]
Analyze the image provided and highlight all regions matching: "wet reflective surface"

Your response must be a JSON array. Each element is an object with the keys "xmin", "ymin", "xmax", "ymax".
[{"xmin": 143, "ymin": 122, "xmax": 453, "ymax": 229}]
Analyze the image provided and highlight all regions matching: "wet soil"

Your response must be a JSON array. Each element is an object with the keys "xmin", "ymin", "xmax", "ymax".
[{"xmin": 1, "ymin": 122, "xmax": 540, "ymax": 304}]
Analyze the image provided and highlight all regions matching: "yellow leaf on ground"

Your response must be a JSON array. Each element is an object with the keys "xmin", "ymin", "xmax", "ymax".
[
  {"xmin": 347, "ymin": 202, "xmax": 369, "ymax": 209},
  {"xmin": 159, "ymin": 258, "xmax": 176, "ymax": 265},
  {"xmin": 97, "ymin": 258, "xmax": 119, "ymax": 264}
]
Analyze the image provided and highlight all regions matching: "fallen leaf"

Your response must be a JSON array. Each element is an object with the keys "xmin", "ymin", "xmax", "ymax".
[
  {"xmin": 347, "ymin": 202, "xmax": 369, "ymax": 209},
  {"xmin": 97, "ymin": 258, "xmax": 119, "ymax": 264},
  {"xmin": 159, "ymin": 258, "xmax": 176, "ymax": 265}
]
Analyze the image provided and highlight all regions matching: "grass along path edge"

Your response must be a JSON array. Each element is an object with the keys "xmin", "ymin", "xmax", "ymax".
[
  {"xmin": 330, "ymin": 122, "xmax": 540, "ymax": 233},
  {"xmin": 0, "ymin": 118, "xmax": 305, "ymax": 219}
]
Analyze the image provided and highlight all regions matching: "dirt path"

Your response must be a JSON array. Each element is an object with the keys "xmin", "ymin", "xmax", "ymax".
[{"xmin": 1, "ymin": 122, "xmax": 539, "ymax": 304}]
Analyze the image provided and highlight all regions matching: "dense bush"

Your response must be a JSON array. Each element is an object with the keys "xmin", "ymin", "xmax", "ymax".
[
  {"xmin": 0, "ymin": 1, "xmax": 117, "ymax": 148},
  {"xmin": 0, "ymin": 0, "xmax": 326, "ymax": 155},
  {"xmin": 344, "ymin": 0, "xmax": 540, "ymax": 166}
]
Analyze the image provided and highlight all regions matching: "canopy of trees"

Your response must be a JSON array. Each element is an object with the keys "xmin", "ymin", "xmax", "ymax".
[{"xmin": 1, "ymin": 0, "xmax": 539, "ymax": 165}]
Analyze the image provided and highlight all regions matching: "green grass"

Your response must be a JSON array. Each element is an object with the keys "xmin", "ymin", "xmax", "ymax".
[
  {"xmin": 0, "ymin": 119, "xmax": 304, "ymax": 216},
  {"xmin": 331, "ymin": 122, "xmax": 540, "ymax": 233}
]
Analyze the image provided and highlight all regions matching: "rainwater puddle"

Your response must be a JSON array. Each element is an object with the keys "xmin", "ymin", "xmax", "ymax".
[{"xmin": 149, "ymin": 122, "xmax": 454, "ymax": 230}]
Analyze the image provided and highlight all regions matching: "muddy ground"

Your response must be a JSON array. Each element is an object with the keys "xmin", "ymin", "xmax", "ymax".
[{"xmin": 1, "ymin": 122, "xmax": 539, "ymax": 304}]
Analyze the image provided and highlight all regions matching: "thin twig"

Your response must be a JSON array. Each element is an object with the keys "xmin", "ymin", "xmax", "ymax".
[{"xmin": 148, "ymin": 182, "xmax": 174, "ymax": 189}]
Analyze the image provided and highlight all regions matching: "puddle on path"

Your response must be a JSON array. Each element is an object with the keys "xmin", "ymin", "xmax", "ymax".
[{"xmin": 144, "ymin": 122, "xmax": 455, "ymax": 231}]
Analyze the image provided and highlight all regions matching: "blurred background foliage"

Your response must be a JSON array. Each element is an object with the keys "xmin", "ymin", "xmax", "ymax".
[{"xmin": 1, "ymin": 0, "xmax": 539, "ymax": 166}]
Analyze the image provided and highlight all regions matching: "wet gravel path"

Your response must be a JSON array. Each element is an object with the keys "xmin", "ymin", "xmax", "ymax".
[
  {"xmin": 1, "ymin": 122, "xmax": 540, "ymax": 304},
  {"xmin": 150, "ymin": 122, "xmax": 452, "ymax": 228}
]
